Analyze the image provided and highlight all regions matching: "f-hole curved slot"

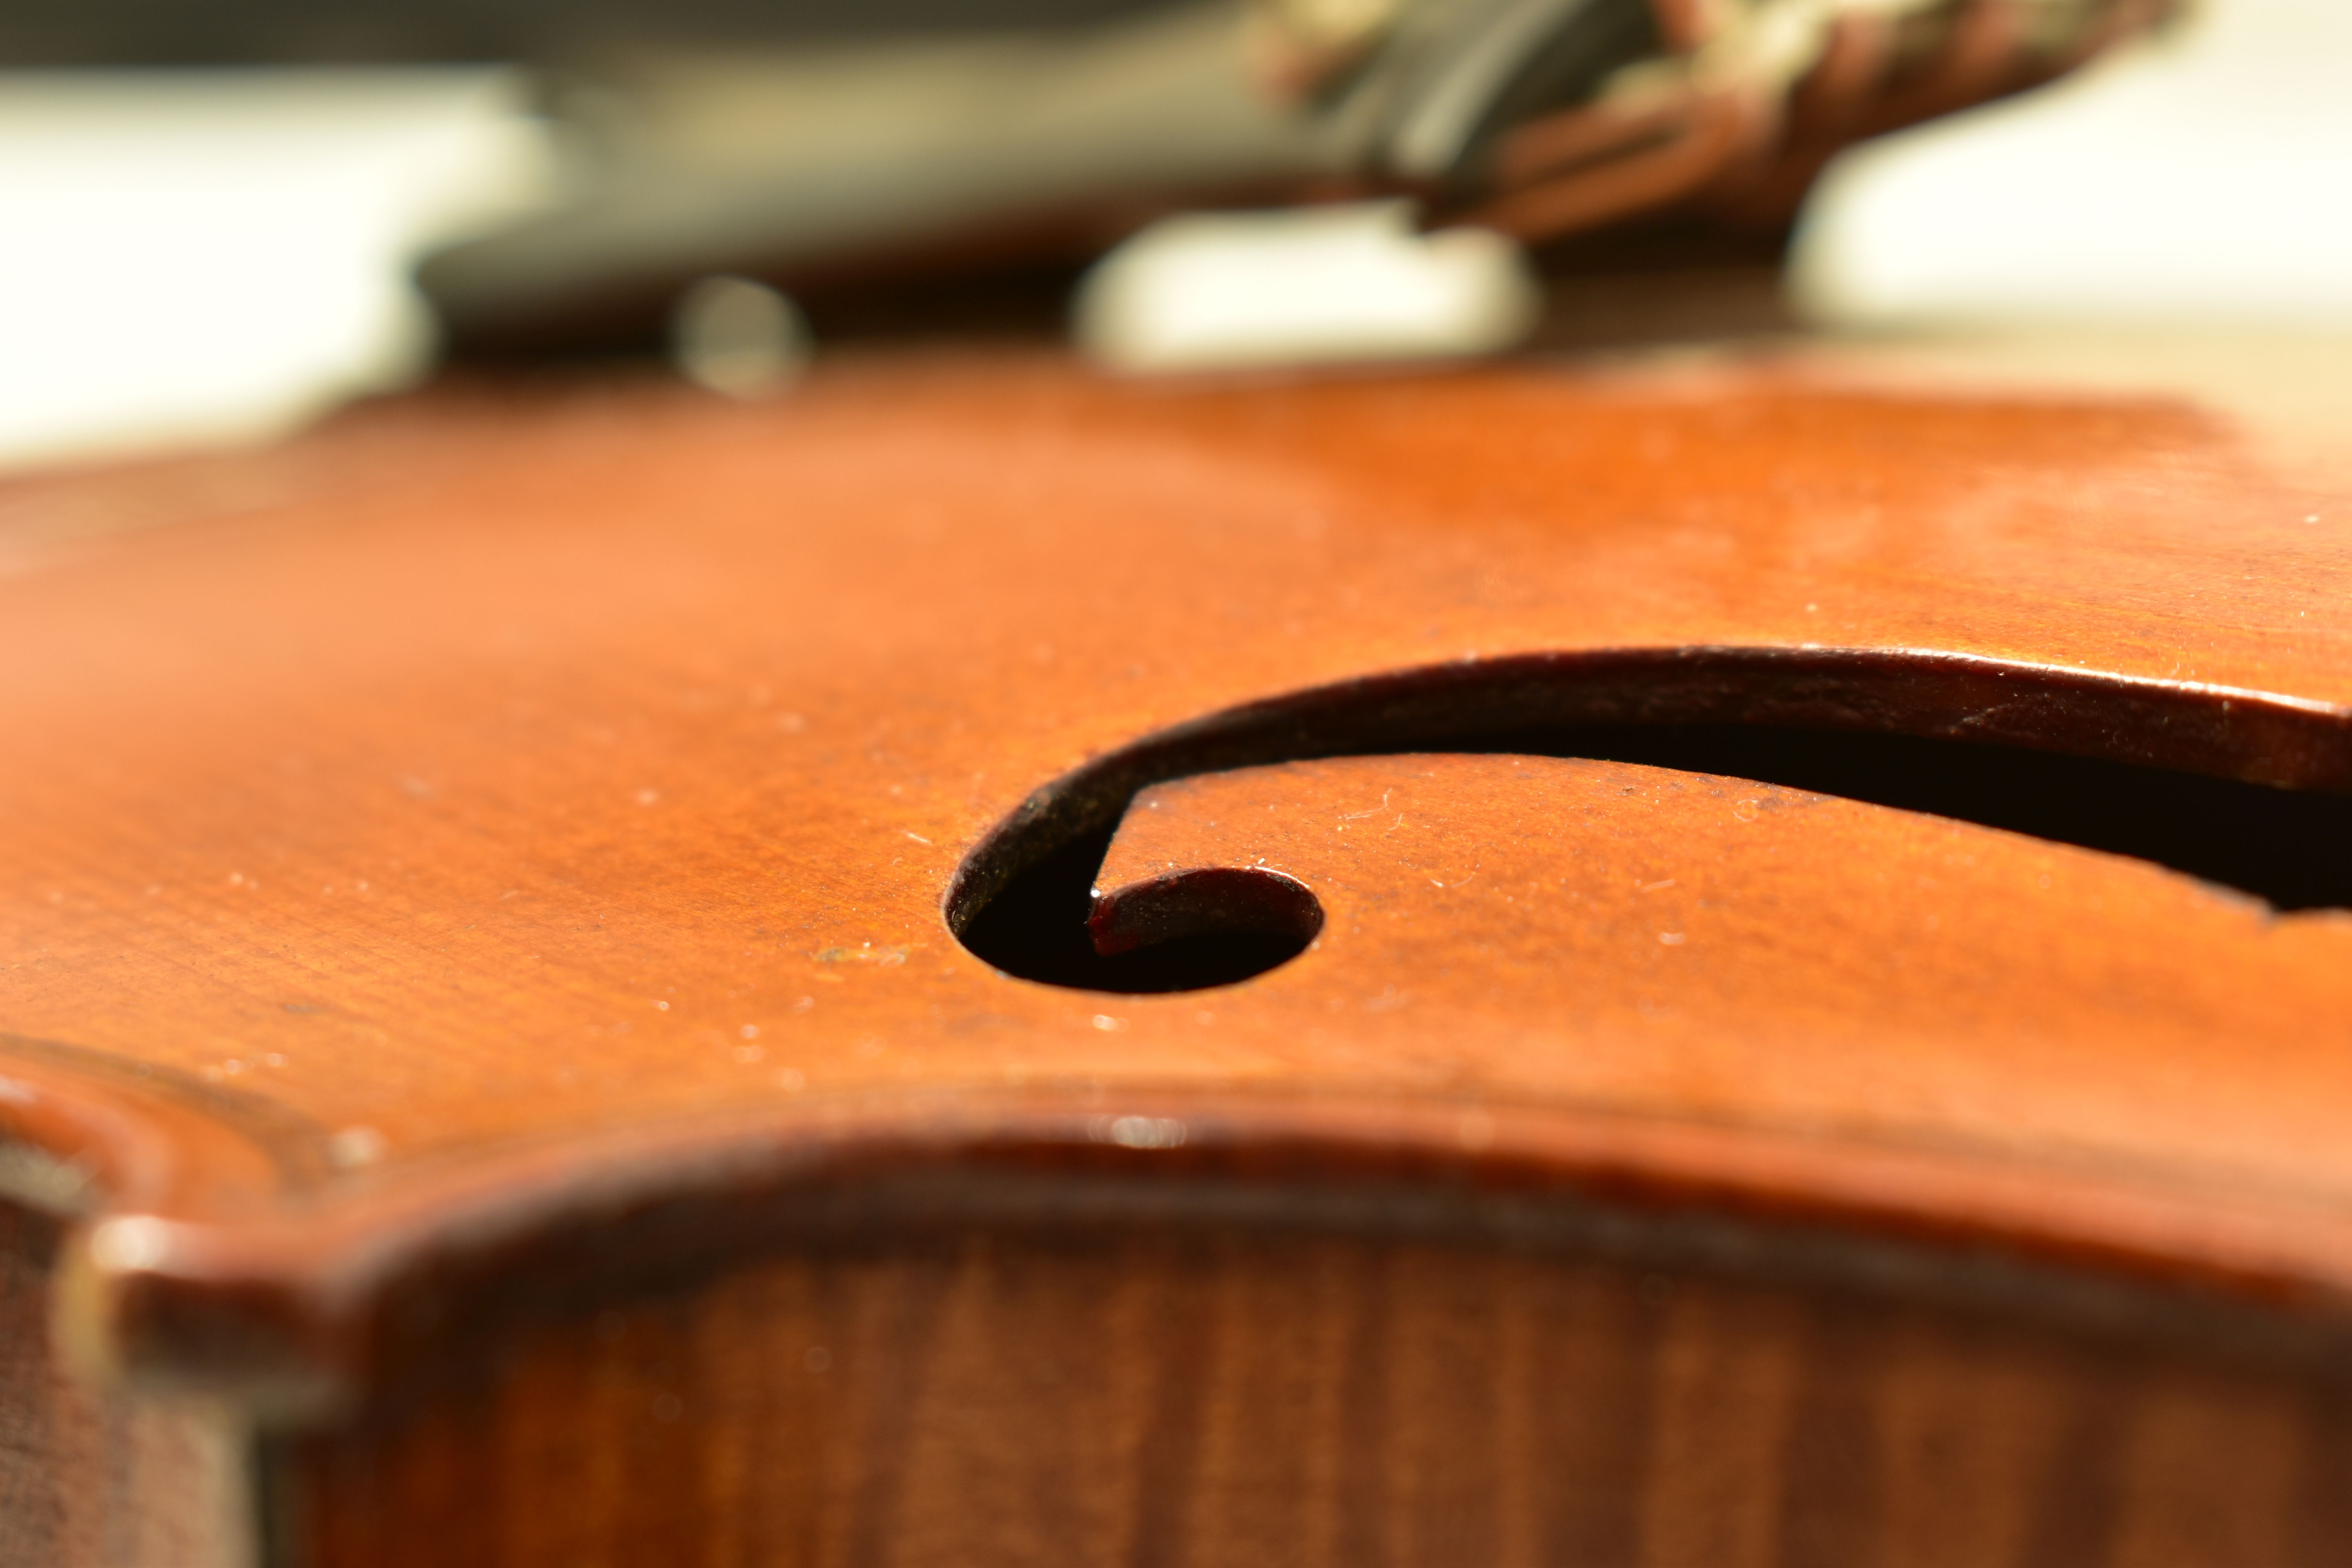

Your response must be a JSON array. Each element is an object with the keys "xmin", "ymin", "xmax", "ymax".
[{"xmin": 949, "ymin": 648, "xmax": 2352, "ymax": 993}]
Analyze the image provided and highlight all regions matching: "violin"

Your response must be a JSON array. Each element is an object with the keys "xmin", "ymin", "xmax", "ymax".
[{"xmin": 4, "ymin": 334, "xmax": 2350, "ymax": 1567}]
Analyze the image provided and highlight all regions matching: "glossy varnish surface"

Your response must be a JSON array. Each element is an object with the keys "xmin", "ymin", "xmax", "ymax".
[
  {"xmin": 1092, "ymin": 751, "xmax": 2352, "ymax": 1187},
  {"xmin": 0, "ymin": 344, "xmax": 2350, "ymax": 1391}
]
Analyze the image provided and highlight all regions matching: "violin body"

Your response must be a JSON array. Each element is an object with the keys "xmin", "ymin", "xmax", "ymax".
[{"xmin": 4, "ymin": 339, "xmax": 2352, "ymax": 1565}]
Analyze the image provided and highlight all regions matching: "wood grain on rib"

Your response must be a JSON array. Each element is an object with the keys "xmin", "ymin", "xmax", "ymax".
[{"xmin": 281, "ymin": 1216, "xmax": 2352, "ymax": 1568}]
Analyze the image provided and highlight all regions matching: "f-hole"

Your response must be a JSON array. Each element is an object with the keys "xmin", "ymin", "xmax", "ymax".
[{"xmin": 950, "ymin": 648, "xmax": 2352, "ymax": 994}]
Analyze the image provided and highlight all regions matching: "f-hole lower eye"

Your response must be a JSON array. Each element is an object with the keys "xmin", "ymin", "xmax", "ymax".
[{"xmin": 959, "ymin": 830, "xmax": 1321, "ymax": 994}]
